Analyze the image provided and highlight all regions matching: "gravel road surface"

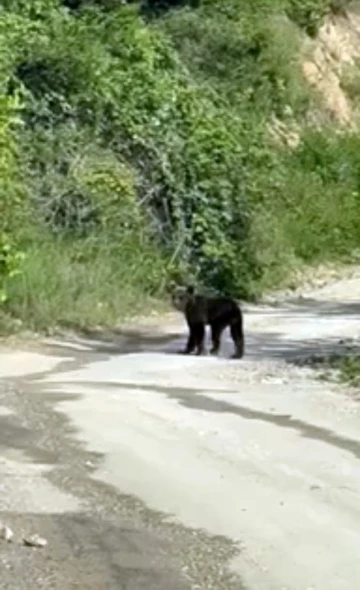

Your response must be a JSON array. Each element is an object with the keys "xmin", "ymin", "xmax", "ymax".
[{"xmin": 1, "ymin": 270, "xmax": 360, "ymax": 590}]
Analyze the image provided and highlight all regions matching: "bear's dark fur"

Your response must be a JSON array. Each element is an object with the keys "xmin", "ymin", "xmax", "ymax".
[{"xmin": 171, "ymin": 284, "xmax": 244, "ymax": 358}]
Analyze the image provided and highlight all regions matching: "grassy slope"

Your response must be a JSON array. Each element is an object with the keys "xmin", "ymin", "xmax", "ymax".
[{"xmin": 0, "ymin": 0, "xmax": 360, "ymax": 331}]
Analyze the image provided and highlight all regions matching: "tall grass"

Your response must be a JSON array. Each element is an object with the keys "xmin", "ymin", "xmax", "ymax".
[{"xmin": 5, "ymin": 234, "xmax": 166, "ymax": 330}]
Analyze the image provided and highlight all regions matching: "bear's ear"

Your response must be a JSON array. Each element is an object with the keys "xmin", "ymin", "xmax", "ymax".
[
  {"xmin": 186, "ymin": 285, "xmax": 195, "ymax": 295},
  {"xmin": 168, "ymin": 281, "xmax": 176, "ymax": 292}
]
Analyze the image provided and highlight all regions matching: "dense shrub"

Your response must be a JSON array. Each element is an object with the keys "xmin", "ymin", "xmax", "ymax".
[{"xmin": 0, "ymin": 0, "xmax": 359, "ymax": 329}]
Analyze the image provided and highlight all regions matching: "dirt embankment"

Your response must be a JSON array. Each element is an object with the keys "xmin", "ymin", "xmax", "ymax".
[{"xmin": 303, "ymin": 7, "xmax": 360, "ymax": 126}]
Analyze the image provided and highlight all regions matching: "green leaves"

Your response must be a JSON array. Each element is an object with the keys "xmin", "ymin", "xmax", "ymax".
[
  {"xmin": 9, "ymin": 1, "xmax": 255, "ymax": 293},
  {"xmin": 0, "ymin": 235, "xmax": 25, "ymax": 302},
  {"xmin": 0, "ymin": 92, "xmax": 26, "ymax": 304},
  {"xmin": 286, "ymin": 0, "xmax": 329, "ymax": 35},
  {"xmin": 1, "ymin": 0, "xmax": 360, "ymax": 314}
]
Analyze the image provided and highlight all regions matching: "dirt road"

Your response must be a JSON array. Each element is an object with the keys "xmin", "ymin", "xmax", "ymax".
[{"xmin": 1, "ymin": 270, "xmax": 360, "ymax": 590}]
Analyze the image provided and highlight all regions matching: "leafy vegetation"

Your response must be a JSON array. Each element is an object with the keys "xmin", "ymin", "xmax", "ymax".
[
  {"xmin": 0, "ymin": 0, "xmax": 359, "ymax": 330},
  {"xmin": 337, "ymin": 354, "xmax": 360, "ymax": 387},
  {"xmin": 309, "ymin": 350, "xmax": 360, "ymax": 388}
]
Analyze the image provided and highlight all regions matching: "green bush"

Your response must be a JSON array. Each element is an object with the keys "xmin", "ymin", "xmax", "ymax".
[
  {"xmin": 286, "ymin": 0, "xmax": 329, "ymax": 36},
  {"xmin": 340, "ymin": 60, "xmax": 360, "ymax": 105},
  {"xmin": 7, "ymin": 3, "xmax": 260, "ymax": 296},
  {"xmin": 0, "ymin": 0, "xmax": 359, "ymax": 330},
  {"xmin": 159, "ymin": 3, "xmax": 309, "ymax": 115},
  {"xmin": 245, "ymin": 129, "xmax": 360, "ymax": 292},
  {"xmin": 0, "ymin": 90, "xmax": 26, "ymax": 303}
]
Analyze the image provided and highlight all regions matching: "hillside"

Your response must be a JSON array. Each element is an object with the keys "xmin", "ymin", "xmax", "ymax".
[{"xmin": 1, "ymin": 0, "xmax": 360, "ymax": 331}]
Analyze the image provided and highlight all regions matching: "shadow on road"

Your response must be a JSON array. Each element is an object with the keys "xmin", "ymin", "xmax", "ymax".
[
  {"xmin": 247, "ymin": 298, "xmax": 360, "ymax": 317},
  {"xmin": 39, "ymin": 297, "xmax": 360, "ymax": 368}
]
